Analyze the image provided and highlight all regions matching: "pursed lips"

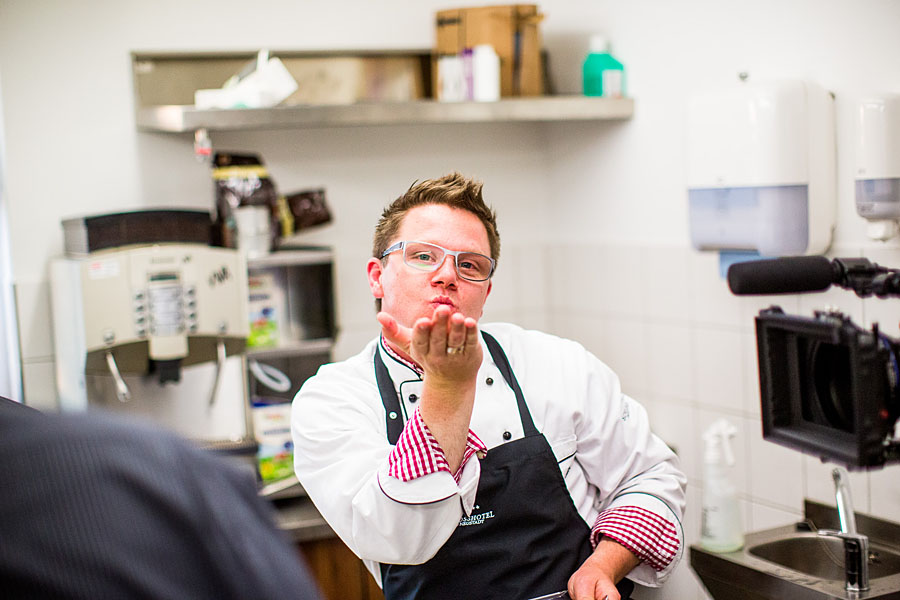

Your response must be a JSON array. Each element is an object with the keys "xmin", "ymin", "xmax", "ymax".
[{"xmin": 430, "ymin": 296, "xmax": 456, "ymax": 309}]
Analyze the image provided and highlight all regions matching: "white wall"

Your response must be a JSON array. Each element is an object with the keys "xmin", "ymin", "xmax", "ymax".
[{"xmin": 2, "ymin": 1, "xmax": 900, "ymax": 598}]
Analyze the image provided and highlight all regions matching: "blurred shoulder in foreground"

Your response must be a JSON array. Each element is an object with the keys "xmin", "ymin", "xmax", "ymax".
[{"xmin": 0, "ymin": 396, "xmax": 321, "ymax": 600}]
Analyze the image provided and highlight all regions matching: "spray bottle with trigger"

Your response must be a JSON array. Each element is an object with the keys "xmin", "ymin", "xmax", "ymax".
[{"xmin": 700, "ymin": 419, "xmax": 744, "ymax": 552}]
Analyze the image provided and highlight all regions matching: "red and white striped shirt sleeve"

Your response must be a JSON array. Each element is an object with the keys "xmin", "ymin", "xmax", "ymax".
[
  {"xmin": 591, "ymin": 505, "xmax": 680, "ymax": 571},
  {"xmin": 387, "ymin": 405, "xmax": 486, "ymax": 483}
]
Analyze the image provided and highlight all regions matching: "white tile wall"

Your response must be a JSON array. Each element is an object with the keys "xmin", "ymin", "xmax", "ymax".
[
  {"xmin": 749, "ymin": 502, "xmax": 802, "ymax": 531},
  {"xmin": 599, "ymin": 317, "xmax": 649, "ymax": 399},
  {"xmin": 644, "ymin": 397, "xmax": 698, "ymax": 482},
  {"xmin": 331, "ymin": 244, "xmax": 377, "ymax": 332},
  {"xmin": 642, "ymin": 246, "xmax": 691, "ymax": 322},
  {"xmin": 14, "ymin": 280, "xmax": 55, "ymax": 360},
  {"xmin": 597, "ymin": 245, "xmax": 645, "ymax": 319},
  {"xmin": 869, "ymin": 468, "xmax": 900, "ymax": 524},
  {"xmin": 687, "ymin": 250, "xmax": 742, "ymax": 328},
  {"xmin": 546, "ymin": 243, "xmax": 606, "ymax": 315},
  {"xmin": 482, "ymin": 246, "xmax": 520, "ymax": 323},
  {"xmin": 740, "ymin": 331, "xmax": 762, "ymax": 417},
  {"xmin": 646, "ymin": 322, "xmax": 694, "ymax": 402},
  {"xmin": 21, "ymin": 359, "xmax": 58, "ymax": 411},
  {"xmin": 514, "ymin": 308, "xmax": 549, "ymax": 333},
  {"xmin": 548, "ymin": 311, "xmax": 606, "ymax": 357},
  {"xmin": 747, "ymin": 414, "xmax": 805, "ymax": 510},
  {"xmin": 693, "ymin": 328, "xmax": 743, "ymax": 414},
  {"xmin": 511, "ymin": 243, "xmax": 549, "ymax": 316},
  {"xmin": 682, "ymin": 483, "xmax": 703, "ymax": 549}
]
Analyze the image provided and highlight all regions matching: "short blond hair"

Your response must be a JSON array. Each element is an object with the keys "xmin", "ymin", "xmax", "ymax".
[{"xmin": 372, "ymin": 172, "xmax": 501, "ymax": 263}]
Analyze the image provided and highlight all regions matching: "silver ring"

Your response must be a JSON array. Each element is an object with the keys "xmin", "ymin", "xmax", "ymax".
[{"xmin": 446, "ymin": 345, "xmax": 464, "ymax": 355}]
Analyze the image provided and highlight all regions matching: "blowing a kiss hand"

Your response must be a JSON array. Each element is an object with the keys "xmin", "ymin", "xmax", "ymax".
[
  {"xmin": 377, "ymin": 305, "xmax": 482, "ymax": 473},
  {"xmin": 377, "ymin": 305, "xmax": 482, "ymax": 380}
]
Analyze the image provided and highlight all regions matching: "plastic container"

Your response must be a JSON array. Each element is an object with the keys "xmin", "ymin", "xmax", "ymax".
[
  {"xmin": 437, "ymin": 55, "xmax": 466, "ymax": 102},
  {"xmin": 700, "ymin": 419, "xmax": 744, "ymax": 552},
  {"xmin": 582, "ymin": 35, "xmax": 625, "ymax": 98},
  {"xmin": 471, "ymin": 44, "xmax": 501, "ymax": 102}
]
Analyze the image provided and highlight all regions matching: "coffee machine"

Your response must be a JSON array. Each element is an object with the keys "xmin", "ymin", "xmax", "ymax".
[{"xmin": 50, "ymin": 210, "xmax": 251, "ymax": 445}]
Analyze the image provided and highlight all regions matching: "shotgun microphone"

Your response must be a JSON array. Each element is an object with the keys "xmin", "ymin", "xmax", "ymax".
[
  {"xmin": 728, "ymin": 256, "xmax": 900, "ymax": 298},
  {"xmin": 727, "ymin": 256, "xmax": 836, "ymax": 295}
]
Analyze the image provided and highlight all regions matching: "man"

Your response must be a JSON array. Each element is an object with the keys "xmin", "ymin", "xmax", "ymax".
[
  {"xmin": 0, "ymin": 396, "xmax": 321, "ymax": 600},
  {"xmin": 292, "ymin": 173, "xmax": 686, "ymax": 600}
]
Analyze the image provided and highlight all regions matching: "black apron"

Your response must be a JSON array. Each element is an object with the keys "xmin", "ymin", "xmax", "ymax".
[{"xmin": 375, "ymin": 331, "xmax": 634, "ymax": 600}]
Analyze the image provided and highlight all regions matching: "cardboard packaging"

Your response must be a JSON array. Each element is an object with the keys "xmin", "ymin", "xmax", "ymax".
[
  {"xmin": 435, "ymin": 4, "xmax": 544, "ymax": 97},
  {"xmin": 281, "ymin": 56, "xmax": 426, "ymax": 105}
]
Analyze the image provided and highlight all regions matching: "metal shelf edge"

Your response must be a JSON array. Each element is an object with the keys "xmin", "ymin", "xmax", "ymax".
[
  {"xmin": 247, "ymin": 249, "xmax": 333, "ymax": 268},
  {"xmin": 245, "ymin": 338, "xmax": 334, "ymax": 358},
  {"xmin": 136, "ymin": 96, "xmax": 634, "ymax": 133}
]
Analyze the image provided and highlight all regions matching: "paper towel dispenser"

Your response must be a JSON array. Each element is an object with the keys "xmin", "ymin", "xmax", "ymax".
[
  {"xmin": 854, "ymin": 93, "xmax": 900, "ymax": 240},
  {"xmin": 687, "ymin": 79, "xmax": 836, "ymax": 256}
]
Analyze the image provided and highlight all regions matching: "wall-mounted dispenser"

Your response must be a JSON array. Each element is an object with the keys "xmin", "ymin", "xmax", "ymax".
[
  {"xmin": 687, "ymin": 78, "xmax": 836, "ymax": 256},
  {"xmin": 854, "ymin": 93, "xmax": 900, "ymax": 241},
  {"xmin": 50, "ymin": 210, "xmax": 250, "ymax": 443}
]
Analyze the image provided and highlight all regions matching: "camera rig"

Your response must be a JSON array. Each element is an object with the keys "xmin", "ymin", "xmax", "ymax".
[
  {"xmin": 730, "ymin": 257, "xmax": 900, "ymax": 469},
  {"xmin": 828, "ymin": 257, "xmax": 900, "ymax": 298}
]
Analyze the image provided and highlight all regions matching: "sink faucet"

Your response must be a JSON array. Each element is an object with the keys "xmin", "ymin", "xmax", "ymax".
[
  {"xmin": 833, "ymin": 466, "xmax": 858, "ymax": 535},
  {"xmin": 818, "ymin": 466, "xmax": 869, "ymax": 592}
]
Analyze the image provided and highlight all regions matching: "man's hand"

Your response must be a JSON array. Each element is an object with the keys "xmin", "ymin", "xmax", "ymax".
[
  {"xmin": 377, "ymin": 306, "xmax": 481, "ymax": 472},
  {"xmin": 377, "ymin": 306, "xmax": 481, "ymax": 384},
  {"xmin": 568, "ymin": 538, "xmax": 640, "ymax": 600}
]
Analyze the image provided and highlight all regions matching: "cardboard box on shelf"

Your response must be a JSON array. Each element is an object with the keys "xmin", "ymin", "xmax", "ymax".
[
  {"xmin": 435, "ymin": 4, "xmax": 544, "ymax": 97},
  {"xmin": 281, "ymin": 55, "xmax": 426, "ymax": 105}
]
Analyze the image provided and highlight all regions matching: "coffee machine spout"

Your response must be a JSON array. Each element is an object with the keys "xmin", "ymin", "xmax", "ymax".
[
  {"xmin": 105, "ymin": 350, "xmax": 131, "ymax": 402},
  {"xmin": 208, "ymin": 338, "xmax": 227, "ymax": 407}
]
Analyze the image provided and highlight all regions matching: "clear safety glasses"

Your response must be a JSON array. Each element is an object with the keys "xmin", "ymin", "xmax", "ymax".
[{"xmin": 381, "ymin": 241, "xmax": 496, "ymax": 282}]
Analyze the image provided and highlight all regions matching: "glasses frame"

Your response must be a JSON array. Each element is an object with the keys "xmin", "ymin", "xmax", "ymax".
[{"xmin": 381, "ymin": 240, "xmax": 496, "ymax": 282}]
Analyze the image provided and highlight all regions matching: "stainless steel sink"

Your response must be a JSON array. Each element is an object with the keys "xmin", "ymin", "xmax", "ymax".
[
  {"xmin": 690, "ymin": 501, "xmax": 900, "ymax": 599},
  {"xmin": 748, "ymin": 532, "xmax": 900, "ymax": 581}
]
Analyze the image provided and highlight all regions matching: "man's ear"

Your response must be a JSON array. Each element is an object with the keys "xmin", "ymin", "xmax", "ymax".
[{"xmin": 367, "ymin": 258, "xmax": 385, "ymax": 299}]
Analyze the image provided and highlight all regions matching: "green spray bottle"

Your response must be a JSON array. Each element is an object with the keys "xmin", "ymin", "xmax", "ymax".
[{"xmin": 582, "ymin": 35, "xmax": 625, "ymax": 98}]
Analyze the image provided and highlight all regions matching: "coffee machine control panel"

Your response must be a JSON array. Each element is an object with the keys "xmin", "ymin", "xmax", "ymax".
[{"xmin": 52, "ymin": 244, "xmax": 248, "ymax": 369}]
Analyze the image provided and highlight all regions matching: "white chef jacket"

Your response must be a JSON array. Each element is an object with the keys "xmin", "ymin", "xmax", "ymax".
[{"xmin": 292, "ymin": 322, "xmax": 687, "ymax": 587}]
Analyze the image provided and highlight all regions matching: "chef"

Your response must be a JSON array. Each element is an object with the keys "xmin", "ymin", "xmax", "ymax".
[{"xmin": 292, "ymin": 173, "xmax": 686, "ymax": 600}]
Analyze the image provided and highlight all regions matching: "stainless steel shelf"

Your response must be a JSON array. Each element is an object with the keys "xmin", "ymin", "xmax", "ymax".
[
  {"xmin": 246, "ymin": 338, "xmax": 334, "ymax": 359},
  {"xmin": 247, "ymin": 248, "xmax": 333, "ymax": 268},
  {"xmin": 136, "ymin": 96, "xmax": 634, "ymax": 133}
]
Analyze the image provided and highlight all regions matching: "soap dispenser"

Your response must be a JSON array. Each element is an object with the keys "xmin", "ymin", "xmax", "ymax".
[
  {"xmin": 700, "ymin": 419, "xmax": 744, "ymax": 552},
  {"xmin": 582, "ymin": 35, "xmax": 624, "ymax": 98}
]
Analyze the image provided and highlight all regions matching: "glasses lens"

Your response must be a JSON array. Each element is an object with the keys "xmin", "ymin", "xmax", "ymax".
[
  {"xmin": 457, "ymin": 253, "xmax": 494, "ymax": 281},
  {"xmin": 403, "ymin": 242, "xmax": 444, "ymax": 270}
]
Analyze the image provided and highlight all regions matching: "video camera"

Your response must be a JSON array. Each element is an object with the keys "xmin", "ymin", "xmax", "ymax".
[{"xmin": 728, "ymin": 256, "xmax": 900, "ymax": 469}]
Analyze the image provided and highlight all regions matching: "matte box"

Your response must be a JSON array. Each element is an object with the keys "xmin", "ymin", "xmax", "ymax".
[{"xmin": 435, "ymin": 4, "xmax": 544, "ymax": 97}]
